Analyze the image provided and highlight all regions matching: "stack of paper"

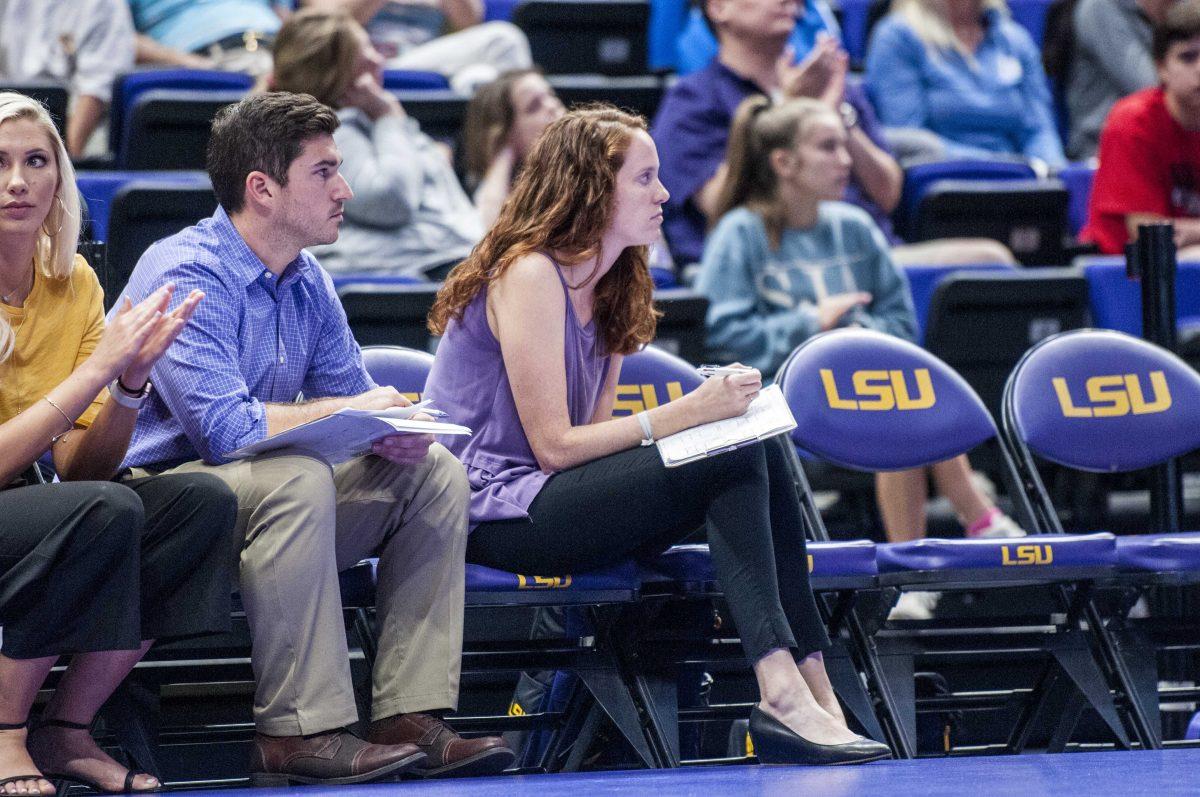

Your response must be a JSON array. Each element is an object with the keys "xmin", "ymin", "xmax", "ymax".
[
  {"xmin": 228, "ymin": 403, "xmax": 471, "ymax": 465},
  {"xmin": 656, "ymin": 384, "xmax": 797, "ymax": 467}
]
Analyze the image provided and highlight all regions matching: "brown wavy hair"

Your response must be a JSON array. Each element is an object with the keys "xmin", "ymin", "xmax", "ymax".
[
  {"xmin": 461, "ymin": 68, "xmax": 542, "ymax": 190},
  {"xmin": 429, "ymin": 104, "xmax": 658, "ymax": 356}
]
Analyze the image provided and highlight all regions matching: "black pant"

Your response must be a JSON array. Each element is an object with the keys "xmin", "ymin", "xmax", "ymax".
[
  {"xmin": 0, "ymin": 474, "xmax": 237, "ymax": 660},
  {"xmin": 468, "ymin": 435, "xmax": 830, "ymax": 662}
]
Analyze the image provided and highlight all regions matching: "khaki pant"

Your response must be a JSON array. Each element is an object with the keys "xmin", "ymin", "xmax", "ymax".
[{"xmin": 136, "ymin": 444, "xmax": 469, "ymax": 736}]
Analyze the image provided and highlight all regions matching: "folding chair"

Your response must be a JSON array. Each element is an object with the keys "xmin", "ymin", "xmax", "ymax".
[
  {"xmin": 356, "ymin": 345, "xmax": 658, "ymax": 770},
  {"xmin": 620, "ymin": 347, "xmax": 903, "ymax": 763},
  {"xmin": 781, "ymin": 327, "xmax": 1140, "ymax": 754},
  {"xmin": 1003, "ymin": 328, "xmax": 1200, "ymax": 747}
]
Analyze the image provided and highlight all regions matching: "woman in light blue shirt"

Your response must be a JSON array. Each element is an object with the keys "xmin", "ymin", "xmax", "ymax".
[
  {"xmin": 698, "ymin": 97, "xmax": 1026, "ymax": 620},
  {"xmin": 864, "ymin": 0, "xmax": 1065, "ymax": 167}
]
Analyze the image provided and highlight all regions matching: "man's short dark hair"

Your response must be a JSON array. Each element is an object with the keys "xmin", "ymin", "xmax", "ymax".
[
  {"xmin": 206, "ymin": 92, "xmax": 339, "ymax": 213},
  {"xmin": 1154, "ymin": 1, "xmax": 1200, "ymax": 63}
]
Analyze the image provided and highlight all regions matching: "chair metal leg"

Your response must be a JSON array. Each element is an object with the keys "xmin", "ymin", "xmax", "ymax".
[
  {"xmin": 1085, "ymin": 602, "xmax": 1161, "ymax": 749},
  {"xmin": 824, "ymin": 639, "xmax": 886, "ymax": 743},
  {"xmin": 874, "ymin": 640, "xmax": 918, "ymax": 757},
  {"xmin": 1048, "ymin": 630, "xmax": 1132, "ymax": 748},
  {"xmin": 575, "ymin": 655, "xmax": 661, "ymax": 768}
]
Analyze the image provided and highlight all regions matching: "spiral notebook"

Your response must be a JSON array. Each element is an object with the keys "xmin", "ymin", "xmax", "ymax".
[{"xmin": 656, "ymin": 384, "xmax": 797, "ymax": 467}]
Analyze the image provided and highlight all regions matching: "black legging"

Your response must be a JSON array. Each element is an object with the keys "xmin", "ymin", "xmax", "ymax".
[
  {"xmin": 468, "ymin": 434, "xmax": 830, "ymax": 662},
  {"xmin": 0, "ymin": 474, "xmax": 237, "ymax": 660}
]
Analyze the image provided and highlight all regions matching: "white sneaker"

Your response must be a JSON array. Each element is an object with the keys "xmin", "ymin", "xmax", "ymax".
[
  {"xmin": 968, "ymin": 511, "xmax": 1027, "ymax": 539},
  {"xmin": 889, "ymin": 591, "xmax": 940, "ymax": 621}
]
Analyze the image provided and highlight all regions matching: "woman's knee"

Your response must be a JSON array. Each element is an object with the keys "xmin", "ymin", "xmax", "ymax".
[{"xmin": 72, "ymin": 481, "xmax": 145, "ymax": 559}]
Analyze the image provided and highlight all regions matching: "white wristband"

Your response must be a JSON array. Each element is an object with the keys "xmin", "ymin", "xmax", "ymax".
[
  {"xmin": 108, "ymin": 378, "xmax": 151, "ymax": 410},
  {"xmin": 636, "ymin": 410, "xmax": 655, "ymax": 447}
]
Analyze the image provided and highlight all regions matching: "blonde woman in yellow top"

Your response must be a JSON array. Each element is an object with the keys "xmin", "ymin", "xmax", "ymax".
[{"xmin": 0, "ymin": 92, "xmax": 237, "ymax": 796}]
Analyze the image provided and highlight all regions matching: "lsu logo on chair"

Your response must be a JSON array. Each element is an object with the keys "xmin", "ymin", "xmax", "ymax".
[
  {"xmin": 613, "ymin": 382, "xmax": 686, "ymax": 415},
  {"xmin": 1051, "ymin": 372, "xmax": 1171, "ymax": 418},
  {"xmin": 516, "ymin": 574, "xmax": 573, "ymax": 589},
  {"xmin": 820, "ymin": 369, "xmax": 936, "ymax": 411},
  {"xmin": 1001, "ymin": 543, "xmax": 1053, "ymax": 566}
]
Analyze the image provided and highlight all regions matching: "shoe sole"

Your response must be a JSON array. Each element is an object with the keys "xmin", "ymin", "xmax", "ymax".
[
  {"xmin": 419, "ymin": 747, "xmax": 516, "ymax": 778},
  {"xmin": 248, "ymin": 750, "xmax": 426, "ymax": 787},
  {"xmin": 757, "ymin": 749, "xmax": 893, "ymax": 766}
]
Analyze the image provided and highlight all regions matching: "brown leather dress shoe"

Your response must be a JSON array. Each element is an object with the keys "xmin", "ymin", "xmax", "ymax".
[
  {"xmin": 249, "ymin": 728, "xmax": 426, "ymax": 786},
  {"xmin": 368, "ymin": 713, "xmax": 515, "ymax": 777}
]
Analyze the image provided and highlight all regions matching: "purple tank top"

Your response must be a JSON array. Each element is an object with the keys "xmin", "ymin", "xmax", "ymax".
[{"xmin": 424, "ymin": 257, "xmax": 611, "ymax": 528}]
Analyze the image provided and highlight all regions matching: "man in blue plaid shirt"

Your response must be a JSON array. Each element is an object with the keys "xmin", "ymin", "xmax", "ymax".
[{"xmin": 115, "ymin": 92, "xmax": 513, "ymax": 785}]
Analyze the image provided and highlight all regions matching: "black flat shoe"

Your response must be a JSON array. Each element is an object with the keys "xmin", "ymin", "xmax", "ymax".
[{"xmin": 748, "ymin": 706, "xmax": 892, "ymax": 766}]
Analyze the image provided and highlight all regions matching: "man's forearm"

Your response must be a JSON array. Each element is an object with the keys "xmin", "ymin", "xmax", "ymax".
[
  {"xmin": 66, "ymin": 95, "xmax": 106, "ymax": 159},
  {"xmin": 264, "ymin": 395, "xmax": 357, "ymax": 437},
  {"xmin": 847, "ymin": 127, "xmax": 902, "ymax": 214},
  {"xmin": 1126, "ymin": 213, "xmax": 1200, "ymax": 247},
  {"xmin": 442, "ymin": 0, "xmax": 484, "ymax": 31},
  {"xmin": 304, "ymin": 0, "xmax": 388, "ymax": 25},
  {"xmin": 135, "ymin": 33, "xmax": 214, "ymax": 68}
]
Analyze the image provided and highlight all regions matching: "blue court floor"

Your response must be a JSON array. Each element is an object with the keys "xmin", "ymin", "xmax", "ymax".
[{"xmin": 202, "ymin": 749, "xmax": 1200, "ymax": 797}]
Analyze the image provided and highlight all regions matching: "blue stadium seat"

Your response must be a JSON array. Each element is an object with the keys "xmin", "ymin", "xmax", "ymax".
[
  {"xmin": 777, "ymin": 327, "xmax": 1140, "ymax": 754},
  {"xmin": 116, "ymin": 88, "xmax": 246, "ymax": 169},
  {"xmin": 381, "ymin": 69, "xmax": 450, "ymax": 90},
  {"xmin": 76, "ymin": 170, "xmax": 211, "ymax": 241},
  {"xmin": 897, "ymin": 159, "xmax": 1036, "ymax": 239},
  {"xmin": 1080, "ymin": 258, "xmax": 1200, "ymax": 337},
  {"xmin": 901, "ymin": 262, "xmax": 1016, "ymax": 342},
  {"xmin": 1008, "ymin": 0, "xmax": 1054, "ymax": 47},
  {"xmin": 109, "ymin": 69, "xmax": 253, "ymax": 160},
  {"xmin": 1059, "ymin": 162, "xmax": 1095, "ymax": 236},
  {"xmin": 357, "ymin": 345, "xmax": 658, "ymax": 769}
]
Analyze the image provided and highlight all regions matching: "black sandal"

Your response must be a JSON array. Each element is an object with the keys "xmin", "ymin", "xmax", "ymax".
[
  {"xmin": 32, "ymin": 720, "xmax": 161, "ymax": 795},
  {"xmin": 0, "ymin": 719, "xmax": 53, "ymax": 794}
]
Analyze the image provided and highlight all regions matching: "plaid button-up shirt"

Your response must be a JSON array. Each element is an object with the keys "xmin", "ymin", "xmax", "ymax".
[{"xmin": 117, "ymin": 206, "xmax": 374, "ymax": 468}]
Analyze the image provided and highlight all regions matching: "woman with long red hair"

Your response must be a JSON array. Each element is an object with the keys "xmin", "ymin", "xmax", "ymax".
[{"xmin": 425, "ymin": 105, "xmax": 890, "ymax": 767}]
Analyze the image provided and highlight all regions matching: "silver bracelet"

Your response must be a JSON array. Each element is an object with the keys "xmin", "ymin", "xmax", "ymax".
[
  {"xmin": 636, "ymin": 410, "xmax": 655, "ymax": 447},
  {"xmin": 108, "ymin": 378, "xmax": 151, "ymax": 410},
  {"xmin": 43, "ymin": 396, "xmax": 74, "ymax": 442}
]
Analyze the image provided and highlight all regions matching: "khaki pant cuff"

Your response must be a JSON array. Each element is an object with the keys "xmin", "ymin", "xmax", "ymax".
[
  {"xmin": 256, "ymin": 705, "xmax": 361, "ymax": 737},
  {"xmin": 371, "ymin": 692, "xmax": 459, "ymax": 721}
]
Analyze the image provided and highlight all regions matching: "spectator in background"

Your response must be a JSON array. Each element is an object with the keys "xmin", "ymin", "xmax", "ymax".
[
  {"xmin": 674, "ymin": 0, "xmax": 839, "ymax": 75},
  {"xmin": 865, "ymin": 0, "xmax": 1066, "ymax": 168},
  {"xmin": 1045, "ymin": 0, "xmax": 1172, "ymax": 160},
  {"xmin": 269, "ymin": 8, "xmax": 482, "ymax": 278},
  {"xmin": 462, "ymin": 68, "xmax": 564, "ymax": 228},
  {"xmin": 128, "ymin": 0, "xmax": 290, "ymax": 75},
  {"xmin": 324, "ymin": 0, "xmax": 532, "ymax": 93},
  {"xmin": 697, "ymin": 96, "xmax": 1025, "ymax": 619},
  {"xmin": 0, "ymin": 0, "xmax": 135, "ymax": 157},
  {"xmin": 651, "ymin": 0, "xmax": 1013, "ymax": 269},
  {"xmin": 1082, "ymin": 1, "xmax": 1200, "ymax": 256}
]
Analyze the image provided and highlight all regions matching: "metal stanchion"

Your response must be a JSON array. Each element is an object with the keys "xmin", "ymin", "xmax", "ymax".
[{"xmin": 1126, "ymin": 223, "xmax": 1183, "ymax": 534}]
